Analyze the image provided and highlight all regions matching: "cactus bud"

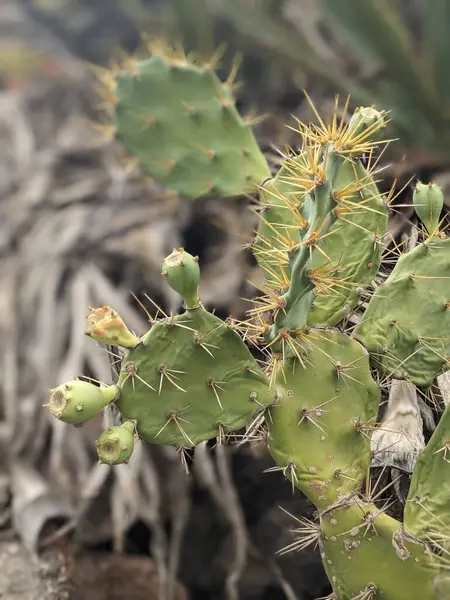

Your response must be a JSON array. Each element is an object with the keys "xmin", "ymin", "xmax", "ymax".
[
  {"xmin": 413, "ymin": 181, "xmax": 444, "ymax": 236},
  {"xmin": 95, "ymin": 421, "xmax": 136, "ymax": 465},
  {"xmin": 347, "ymin": 107, "xmax": 386, "ymax": 144},
  {"xmin": 162, "ymin": 248, "xmax": 200, "ymax": 309},
  {"xmin": 45, "ymin": 380, "xmax": 119, "ymax": 425},
  {"xmin": 85, "ymin": 305, "xmax": 139, "ymax": 348}
]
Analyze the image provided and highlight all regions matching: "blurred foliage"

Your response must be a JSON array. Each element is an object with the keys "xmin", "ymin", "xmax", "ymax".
[
  {"xmin": 8, "ymin": 0, "xmax": 450, "ymax": 169},
  {"xmin": 207, "ymin": 0, "xmax": 450, "ymax": 167}
]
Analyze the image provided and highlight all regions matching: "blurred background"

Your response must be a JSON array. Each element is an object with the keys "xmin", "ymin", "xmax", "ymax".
[{"xmin": 1, "ymin": 1, "xmax": 450, "ymax": 598}]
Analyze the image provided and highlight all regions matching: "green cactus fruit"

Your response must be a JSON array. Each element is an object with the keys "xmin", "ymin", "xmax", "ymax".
[
  {"xmin": 354, "ymin": 237, "xmax": 450, "ymax": 386},
  {"xmin": 413, "ymin": 181, "xmax": 444, "ymax": 236},
  {"xmin": 346, "ymin": 106, "xmax": 386, "ymax": 151},
  {"xmin": 267, "ymin": 329, "xmax": 379, "ymax": 509},
  {"xmin": 116, "ymin": 306, "xmax": 274, "ymax": 447},
  {"xmin": 162, "ymin": 248, "xmax": 200, "ymax": 309},
  {"xmin": 96, "ymin": 420, "xmax": 136, "ymax": 465},
  {"xmin": 45, "ymin": 381, "xmax": 119, "ymax": 425},
  {"xmin": 404, "ymin": 399, "xmax": 450, "ymax": 543},
  {"xmin": 307, "ymin": 159, "xmax": 388, "ymax": 327},
  {"xmin": 320, "ymin": 499, "xmax": 440, "ymax": 600},
  {"xmin": 112, "ymin": 54, "xmax": 270, "ymax": 198},
  {"xmin": 85, "ymin": 305, "xmax": 139, "ymax": 348}
]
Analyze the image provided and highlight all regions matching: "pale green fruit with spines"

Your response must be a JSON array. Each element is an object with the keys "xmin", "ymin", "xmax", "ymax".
[
  {"xmin": 96, "ymin": 421, "xmax": 136, "ymax": 465},
  {"xmin": 46, "ymin": 381, "xmax": 119, "ymax": 425},
  {"xmin": 162, "ymin": 248, "xmax": 200, "ymax": 309},
  {"xmin": 413, "ymin": 181, "xmax": 444, "ymax": 236}
]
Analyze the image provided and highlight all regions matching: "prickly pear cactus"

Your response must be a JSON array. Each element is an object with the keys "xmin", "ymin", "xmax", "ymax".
[
  {"xmin": 46, "ymin": 46, "xmax": 450, "ymax": 600},
  {"xmin": 96, "ymin": 43, "xmax": 270, "ymax": 198}
]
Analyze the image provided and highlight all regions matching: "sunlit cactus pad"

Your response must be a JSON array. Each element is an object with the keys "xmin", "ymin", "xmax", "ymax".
[
  {"xmin": 320, "ymin": 500, "xmax": 440, "ymax": 600},
  {"xmin": 404, "ymin": 399, "xmax": 450, "ymax": 541},
  {"xmin": 267, "ymin": 329, "xmax": 380, "ymax": 509},
  {"xmin": 109, "ymin": 51, "xmax": 270, "ymax": 198},
  {"xmin": 117, "ymin": 307, "xmax": 274, "ymax": 447},
  {"xmin": 354, "ymin": 237, "xmax": 450, "ymax": 386}
]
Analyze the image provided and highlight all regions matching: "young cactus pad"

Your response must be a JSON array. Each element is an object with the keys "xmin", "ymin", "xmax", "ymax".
[
  {"xmin": 105, "ymin": 49, "xmax": 270, "ymax": 198},
  {"xmin": 266, "ymin": 329, "xmax": 380, "ymax": 509},
  {"xmin": 403, "ymin": 399, "xmax": 450, "ymax": 542},
  {"xmin": 251, "ymin": 105, "xmax": 389, "ymax": 348},
  {"xmin": 319, "ymin": 499, "xmax": 440, "ymax": 600}
]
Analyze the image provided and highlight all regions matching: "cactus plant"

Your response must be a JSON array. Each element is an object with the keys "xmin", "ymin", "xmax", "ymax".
[{"xmin": 47, "ymin": 47, "xmax": 450, "ymax": 599}]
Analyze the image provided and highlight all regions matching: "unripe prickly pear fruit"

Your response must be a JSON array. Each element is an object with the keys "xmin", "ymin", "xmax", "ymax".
[
  {"xmin": 45, "ymin": 381, "xmax": 119, "ymax": 425},
  {"xmin": 162, "ymin": 248, "xmax": 200, "ymax": 309},
  {"xmin": 95, "ymin": 421, "xmax": 136, "ymax": 465},
  {"xmin": 347, "ymin": 106, "xmax": 386, "ymax": 145},
  {"xmin": 413, "ymin": 181, "xmax": 444, "ymax": 235},
  {"xmin": 85, "ymin": 305, "xmax": 139, "ymax": 348}
]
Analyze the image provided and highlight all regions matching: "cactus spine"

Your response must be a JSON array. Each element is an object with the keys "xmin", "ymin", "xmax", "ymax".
[{"xmin": 47, "ymin": 47, "xmax": 450, "ymax": 599}]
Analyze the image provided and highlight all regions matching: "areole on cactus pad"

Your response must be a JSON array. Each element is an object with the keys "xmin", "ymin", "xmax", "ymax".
[{"xmin": 46, "ymin": 44, "xmax": 450, "ymax": 600}]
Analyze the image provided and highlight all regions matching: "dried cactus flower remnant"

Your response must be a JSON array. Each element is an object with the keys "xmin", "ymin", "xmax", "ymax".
[{"xmin": 85, "ymin": 305, "xmax": 140, "ymax": 348}]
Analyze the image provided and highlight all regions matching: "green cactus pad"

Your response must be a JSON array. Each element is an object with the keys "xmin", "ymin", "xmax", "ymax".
[
  {"xmin": 46, "ymin": 380, "xmax": 119, "ymax": 425},
  {"xmin": 404, "ymin": 400, "xmax": 450, "ymax": 542},
  {"xmin": 96, "ymin": 421, "xmax": 136, "ymax": 465},
  {"xmin": 116, "ymin": 307, "xmax": 274, "ymax": 447},
  {"xmin": 354, "ymin": 237, "xmax": 450, "ymax": 386},
  {"xmin": 267, "ymin": 329, "xmax": 379, "ymax": 509},
  {"xmin": 113, "ymin": 54, "xmax": 270, "ymax": 198},
  {"xmin": 320, "ymin": 499, "xmax": 440, "ymax": 600},
  {"xmin": 307, "ymin": 159, "xmax": 388, "ymax": 327}
]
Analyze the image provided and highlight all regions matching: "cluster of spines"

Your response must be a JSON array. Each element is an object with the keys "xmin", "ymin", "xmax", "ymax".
[{"xmin": 246, "ymin": 99, "xmax": 390, "ymax": 353}]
